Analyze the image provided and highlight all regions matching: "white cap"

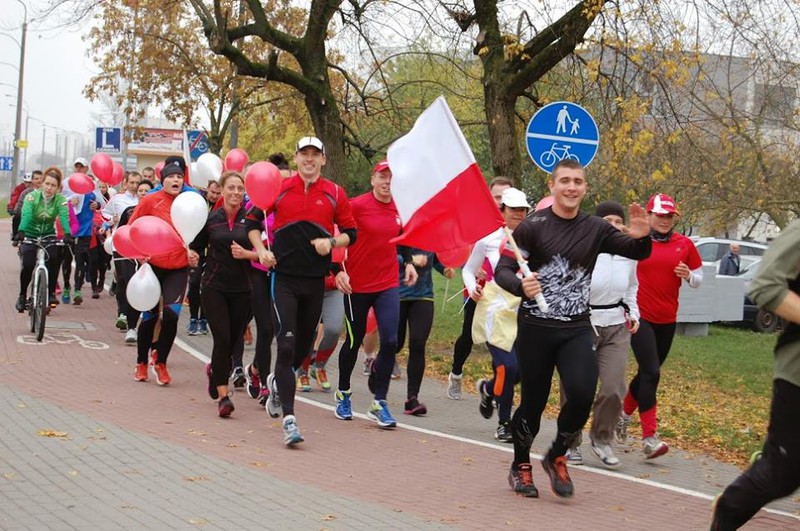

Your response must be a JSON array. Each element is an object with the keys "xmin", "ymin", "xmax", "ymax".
[
  {"xmin": 296, "ymin": 136, "xmax": 325, "ymax": 154},
  {"xmin": 501, "ymin": 187, "xmax": 531, "ymax": 209},
  {"xmin": 73, "ymin": 157, "xmax": 89, "ymax": 167},
  {"xmin": 22, "ymin": 172, "xmax": 32, "ymax": 183}
]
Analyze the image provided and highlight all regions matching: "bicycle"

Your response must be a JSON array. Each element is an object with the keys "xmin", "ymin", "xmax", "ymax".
[
  {"xmin": 22, "ymin": 236, "xmax": 67, "ymax": 342},
  {"xmin": 539, "ymin": 143, "xmax": 580, "ymax": 169}
]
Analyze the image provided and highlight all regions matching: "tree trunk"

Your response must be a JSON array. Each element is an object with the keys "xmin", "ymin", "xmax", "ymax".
[{"xmin": 483, "ymin": 82, "xmax": 521, "ymax": 180}]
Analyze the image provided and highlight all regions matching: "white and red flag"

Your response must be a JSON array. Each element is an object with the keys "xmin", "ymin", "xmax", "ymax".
[{"xmin": 388, "ymin": 96, "xmax": 503, "ymax": 252}]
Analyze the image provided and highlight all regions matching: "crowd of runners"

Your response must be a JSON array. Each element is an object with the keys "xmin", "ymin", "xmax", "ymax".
[{"xmin": 9, "ymin": 136, "xmax": 798, "ymax": 529}]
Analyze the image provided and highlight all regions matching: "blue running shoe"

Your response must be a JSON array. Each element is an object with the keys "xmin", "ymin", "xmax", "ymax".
[
  {"xmin": 283, "ymin": 415, "xmax": 304, "ymax": 446},
  {"xmin": 334, "ymin": 389, "xmax": 353, "ymax": 420},
  {"xmin": 367, "ymin": 399, "xmax": 396, "ymax": 429},
  {"xmin": 187, "ymin": 318, "xmax": 199, "ymax": 336}
]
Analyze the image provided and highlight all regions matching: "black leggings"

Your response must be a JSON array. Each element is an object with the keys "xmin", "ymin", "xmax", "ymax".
[
  {"xmin": 93, "ymin": 243, "xmax": 110, "ymax": 288},
  {"xmin": 272, "ymin": 272, "xmax": 325, "ymax": 417},
  {"xmin": 337, "ymin": 288, "xmax": 400, "ymax": 400},
  {"xmin": 73, "ymin": 236, "xmax": 97, "ymax": 292},
  {"xmin": 114, "ymin": 256, "xmax": 141, "ymax": 330},
  {"xmin": 19, "ymin": 242, "xmax": 61, "ymax": 298},
  {"xmin": 451, "ymin": 297, "xmax": 476, "ymax": 375},
  {"xmin": 511, "ymin": 322, "xmax": 597, "ymax": 467},
  {"xmin": 202, "ymin": 286, "xmax": 252, "ymax": 387},
  {"xmin": 187, "ymin": 258, "xmax": 204, "ymax": 320},
  {"xmin": 397, "ymin": 299, "xmax": 434, "ymax": 399},
  {"xmin": 250, "ymin": 269, "xmax": 273, "ymax": 386},
  {"xmin": 136, "ymin": 266, "xmax": 189, "ymax": 365},
  {"xmin": 628, "ymin": 320, "xmax": 676, "ymax": 413},
  {"xmin": 60, "ymin": 244, "xmax": 73, "ymax": 290}
]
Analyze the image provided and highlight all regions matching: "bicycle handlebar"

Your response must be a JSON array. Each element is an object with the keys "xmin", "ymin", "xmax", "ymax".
[{"xmin": 21, "ymin": 237, "xmax": 68, "ymax": 247}]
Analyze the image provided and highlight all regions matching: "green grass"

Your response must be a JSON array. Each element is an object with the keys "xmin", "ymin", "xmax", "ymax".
[
  {"xmin": 409, "ymin": 273, "xmax": 776, "ymax": 465},
  {"xmin": 0, "ymin": 199, "xmax": 9, "ymax": 219}
]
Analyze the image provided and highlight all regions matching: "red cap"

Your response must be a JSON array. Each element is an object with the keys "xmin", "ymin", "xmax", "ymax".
[
  {"xmin": 646, "ymin": 193, "xmax": 679, "ymax": 215},
  {"xmin": 372, "ymin": 159, "xmax": 390, "ymax": 174}
]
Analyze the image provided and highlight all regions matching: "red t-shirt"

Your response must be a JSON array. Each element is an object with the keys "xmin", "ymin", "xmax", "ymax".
[
  {"xmin": 128, "ymin": 189, "xmax": 188, "ymax": 270},
  {"xmin": 636, "ymin": 233, "xmax": 702, "ymax": 324},
  {"xmin": 345, "ymin": 192, "xmax": 403, "ymax": 293}
]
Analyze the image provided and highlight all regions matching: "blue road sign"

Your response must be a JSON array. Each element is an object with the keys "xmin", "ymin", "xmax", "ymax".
[
  {"xmin": 95, "ymin": 127, "xmax": 122, "ymax": 153},
  {"xmin": 0, "ymin": 156, "xmax": 12, "ymax": 171},
  {"xmin": 188, "ymin": 130, "xmax": 209, "ymax": 161},
  {"xmin": 526, "ymin": 101, "xmax": 600, "ymax": 173}
]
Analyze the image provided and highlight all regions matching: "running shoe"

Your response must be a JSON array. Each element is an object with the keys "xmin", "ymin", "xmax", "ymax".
[
  {"xmin": 218, "ymin": 396, "xmax": 235, "ymax": 418},
  {"xmin": 91, "ymin": 288, "xmax": 100, "ymax": 299},
  {"xmin": 232, "ymin": 366, "xmax": 246, "ymax": 388},
  {"xmin": 48, "ymin": 294, "xmax": 58, "ymax": 309},
  {"xmin": 124, "ymin": 328, "xmax": 137, "ymax": 344},
  {"xmin": 283, "ymin": 415, "xmax": 304, "ymax": 446},
  {"xmin": 334, "ymin": 389, "xmax": 353, "ymax": 420},
  {"xmin": 311, "ymin": 366, "xmax": 331, "ymax": 392},
  {"xmin": 403, "ymin": 396, "xmax": 427, "ymax": 416},
  {"xmin": 566, "ymin": 447, "xmax": 583, "ymax": 466},
  {"xmin": 367, "ymin": 399, "xmax": 397, "ymax": 429},
  {"xmin": 615, "ymin": 413, "xmax": 631, "ymax": 444},
  {"xmin": 508, "ymin": 463, "xmax": 539, "ymax": 498},
  {"xmin": 591, "ymin": 441, "xmax": 620, "ymax": 468},
  {"xmin": 362, "ymin": 356, "xmax": 374, "ymax": 376},
  {"xmin": 134, "ymin": 363, "xmax": 148, "ymax": 382},
  {"xmin": 15, "ymin": 294, "xmax": 25, "ymax": 313},
  {"xmin": 478, "ymin": 378, "xmax": 494, "ymax": 419},
  {"xmin": 391, "ymin": 362, "xmax": 401, "ymax": 379},
  {"xmin": 149, "ymin": 349, "xmax": 158, "ymax": 367},
  {"xmin": 541, "ymin": 455, "xmax": 574, "ymax": 498},
  {"xmin": 447, "ymin": 372, "xmax": 462, "ymax": 400},
  {"xmin": 198, "ymin": 319, "xmax": 209, "ymax": 335},
  {"xmin": 61, "ymin": 289, "xmax": 70, "ymax": 305},
  {"xmin": 257, "ymin": 387, "xmax": 270, "ymax": 406},
  {"xmin": 115, "ymin": 313, "xmax": 127, "ymax": 330},
  {"xmin": 206, "ymin": 364, "xmax": 218, "ymax": 400},
  {"xmin": 152, "ymin": 363, "xmax": 171, "ymax": 386},
  {"xmin": 187, "ymin": 318, "xmax": 199, "ymax": 336},
  {"xmin": 72, "ymin": 290, "xmax": 83, "ymax": 306},
  {"xmin": 495, "ymin": 421, "xmax": 513, "ymax": 443},
  {"xmin": 244, "ymin": 364, "xmax": 260, "ymax": 399},
  {"xmin": 296, "ymin": 372, "xmax": 311, "ymax": 392},
  {"xmin": 643, "ymin": 435, "xmax": 669, "ymax": 459},
  {"xmin": 265, "ymin": 373, "xmax": 281, "ymax": 418}
]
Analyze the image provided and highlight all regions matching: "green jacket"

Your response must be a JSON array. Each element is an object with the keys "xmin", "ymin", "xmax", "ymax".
[
  {"xmin": 18, "ymin": 190, "xmax": 72, "ymax": 238},
  {"xmin": 749, "ymin": 220, "xmax": 800, "ymax": 387}
]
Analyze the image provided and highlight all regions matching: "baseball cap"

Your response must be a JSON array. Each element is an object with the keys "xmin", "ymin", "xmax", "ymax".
[
  {"xmin": 372, "ymin": 159, "xmax": 390, "ymax": 174},
  {"xmin": 646, "ymin": 193, "xmax": 679, "ymax": 215},
  {"xmin": 296, "ymin": 136, "xmax": 325, "ymax": 154},
  {"xmin": 22, "ymin": 172, "xmax": 32, "ymax": 183},
  {"xmin": 501, "ymin": 187, "xmax": 531, "ymax": 209},
  {"xmin": 73, "ymin": 157, "xmax": 89, "ymax": 167}
]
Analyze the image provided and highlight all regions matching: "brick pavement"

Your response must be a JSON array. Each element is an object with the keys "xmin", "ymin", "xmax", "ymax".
[{"xmin": 0, "ymin": 219, "xmax": 797, "ymax": 529}]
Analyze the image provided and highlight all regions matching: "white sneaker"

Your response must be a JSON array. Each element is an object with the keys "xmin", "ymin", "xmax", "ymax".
[
  {"xmin": 591, "ymin": 441, "xmax": 620, "ymax": 468},
  {"xmin": 266, "ymin": 373, "xmax": 281, "ymax": 419},
  {"xmin": 566, "ymin": 447, "xmax": 583, "ymax": 466},
  {"xmin": 643, "ymin": 435, "xmax": 669, "ymax": 459},
  {"xmin": 282, "ymin": 415, "xmax": 304, "ymax": 446},
  {"xmin": 124, "ymin": 328, "xmax": 137, "ymax": 344},
  {"xmin": 447, "ymin": 372, "xmax": 462, "ymax": 400}
]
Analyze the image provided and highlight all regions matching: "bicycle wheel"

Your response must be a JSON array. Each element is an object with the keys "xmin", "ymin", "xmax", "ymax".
[
  {"xmin": 34, "ymin": 268, "xmax": 48, "ymax": 342},
  {"xmin": 28, "ymin": 276, "xmax": 36, "ymax": 333},
  {"xmin": 539, "ymin": 151, "xmax": 557, "ymax": 168}
]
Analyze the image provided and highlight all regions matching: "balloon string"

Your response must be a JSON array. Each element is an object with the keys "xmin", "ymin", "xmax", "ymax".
[{"xmin": 263, "ymin": 209, "xmax": 272, "ymax": 252}]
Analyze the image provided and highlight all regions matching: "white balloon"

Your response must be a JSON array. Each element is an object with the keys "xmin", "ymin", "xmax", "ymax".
[
  {"xmin": 190, "ymin": 162, "xmax": 198, "ymax": 181},
  {"xmin": 194, "ymin": 153, "xmax": 223, "ymax": 189},
  {"xmin": 103, "ymin": 234, "xmax": 115, "ymax": 256},
  {"xmin": 127, "ymin": 262, "xmax": 161, "ymax": 312},
  {"xmin": 171, "ymin": 191, "xmax": 208, "ymax": 244}
]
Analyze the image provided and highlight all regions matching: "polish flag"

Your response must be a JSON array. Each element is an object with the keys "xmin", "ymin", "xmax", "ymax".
[
  {"xmin": 182, "ymin": 128, "xmax": 192, "ymax": 185},
  {"xmin": 388, "ymin": 97, "xmax": 503, "ymax": 252}
]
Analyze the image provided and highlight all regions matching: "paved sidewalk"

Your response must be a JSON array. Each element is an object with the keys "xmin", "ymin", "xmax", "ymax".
[{"xmin": 0, "ymin": 219, "xmax": 797, "ymax": 529}]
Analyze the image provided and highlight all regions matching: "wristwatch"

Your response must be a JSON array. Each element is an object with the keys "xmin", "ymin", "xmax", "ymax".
[{"xmin": 329, "ymin": 237, "xmax": 337, "ymax": 249}]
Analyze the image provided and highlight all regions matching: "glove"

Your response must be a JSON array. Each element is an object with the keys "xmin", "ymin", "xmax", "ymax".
[
  {"xmin": 63, "ymin": 235, "xmax": 75, "ymax": 246},
  {"xmin": 12, "ymin": 232, "xmax": 24, "ymax": 242}
]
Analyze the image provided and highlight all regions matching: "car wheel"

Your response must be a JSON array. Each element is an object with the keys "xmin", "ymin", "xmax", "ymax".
[{"xmin": 752, "ymin": 309, "xmax": 779, "ymax": 333}]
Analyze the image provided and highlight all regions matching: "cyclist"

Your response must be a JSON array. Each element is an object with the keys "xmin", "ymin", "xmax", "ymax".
[{"xmin": 15, "ymin": 167, "xmax": 74, "ymax": 312}]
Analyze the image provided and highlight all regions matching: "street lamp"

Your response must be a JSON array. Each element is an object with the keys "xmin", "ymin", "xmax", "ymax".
[{"xmin": 8, "ymin": 0, "xmax": 28, "ymax": 193}]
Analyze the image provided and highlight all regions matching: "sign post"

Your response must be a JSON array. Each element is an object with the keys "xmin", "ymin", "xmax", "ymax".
[{"xmin": 526, "ymin": 101, "xmax": 600, "ymax": 173}]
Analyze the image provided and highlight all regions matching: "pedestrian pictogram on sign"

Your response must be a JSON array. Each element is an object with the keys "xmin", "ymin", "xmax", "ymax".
[{"xmin": 525, "ymin": 101, "xmax": 600, "ymax": 173}]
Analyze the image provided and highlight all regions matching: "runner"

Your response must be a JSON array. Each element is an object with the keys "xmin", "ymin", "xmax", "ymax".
[
  {"xmin": 246, "ymin": 136, "xmax": 356, "ymax": 446},
  {"xmin": 187, "ymin": 180, "xmax": 220, "ymax": 336},
  {"xmin": 128, "ymin": 156, "xmax": 195, "ymax": 385},
  {"xmin": 468, "ymin": 187, "xmax": 529, "ymax": 441},
  {"xmin": 618, "ymin": 193, "xmax": 702, "ymax": 458},
  {"xmin": 15, "ymin": 167, "xmax": 74, "ymax": 312},
  {"xmin": 447, "ymin": 176, "xmax": 513, "ymax": 400},
  {"xmin": 71, "ymin": 183, "xmax": 101, "ymax": 305},
  {"xmin": 494, "ymin": 159, "xmax": 651, "ymax": 498},
  {"xmin": 189, "ymin": 171, "xmax": 254, "ymax": 417},
  {"xmin": 333, "ymin": 159, "xmax": 417, "ymax": 428}
]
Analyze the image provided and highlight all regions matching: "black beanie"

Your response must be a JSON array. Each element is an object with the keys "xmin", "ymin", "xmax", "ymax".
[
  {"xmin": 595, "ymin": 200, "xmax": 625, "ymax": 221},
  {"xmin": 161, "ymin": 156, "xmax": 186, "ymax": 178}
]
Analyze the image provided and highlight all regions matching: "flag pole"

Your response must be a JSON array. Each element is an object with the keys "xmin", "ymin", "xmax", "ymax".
[
  {"xmin": 502, "ymin": 226, "xmax": 548, "ymax": 313},
  {"xmin": 441, "ymin": 278, "xmax": 449, "ymax": 314}
]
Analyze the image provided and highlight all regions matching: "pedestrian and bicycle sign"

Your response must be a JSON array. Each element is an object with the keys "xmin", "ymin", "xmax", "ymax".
[
  {"xmin": 96, "ymin": 127, "xmax": 122, "ymax": 153},
  {"xmin": 187, "ymin": 130, "xmax": 209, "ymax": 161},
  {"xmin": 526, "ymin": 101, "xmax": 600, "ymax": 173},
  {"xmin": 0, "ymin": 156, "xmax": 12, "ymax": 171}
]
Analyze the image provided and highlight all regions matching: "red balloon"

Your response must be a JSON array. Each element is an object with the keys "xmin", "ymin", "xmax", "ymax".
[
  {"xmin": 535, "ymin": 195, "xmax": 554, "ymax": 211},
  {"xmin": 110, "ymin": 163, "xmax": 125, "ymax": 186},
  {"xmin": 245, "ymin": 161, "xmax": 282, "ymax": 210},
  {"xmin": 366, "ymin": 308, "xmax": 378, "ymax": 334},
  {"xmin": 437, "ymin": 245, "xmax": 472, "ymax": 268},
  {"xmin": 91, "ymin": 153, "xmax": 114, "ymax": 184},
  {"xmin": 129, "ymin": 216, "xmax": 184, "ymax": 258},
  {"xmin": 225, "ymin": 148, "xmax": 249, "ymax": 172},
  {"xmin": 112, "ymin": 225, "xmax": 145, "ymax": 260},
  {"xmin": 67, "ymin": 173, "xmax": 94, "ymax": 194},
  {"xmin": 154, "ymin": 161, "xmax": 165, "ymax": 180}
]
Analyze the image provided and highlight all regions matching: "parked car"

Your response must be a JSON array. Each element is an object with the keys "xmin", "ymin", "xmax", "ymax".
[
  {"xmin": 738, "ymin": 259, "xmax": 785, "ymax": 333},
  {"xmin": 692, "ymin": 237, "xmax": 768, "ymax": 273}
]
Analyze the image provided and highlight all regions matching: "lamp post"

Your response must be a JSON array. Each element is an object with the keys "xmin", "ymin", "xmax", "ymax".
[{"xmin": 9, "ymin": 0, "xmax": 28, "ymax": 193}]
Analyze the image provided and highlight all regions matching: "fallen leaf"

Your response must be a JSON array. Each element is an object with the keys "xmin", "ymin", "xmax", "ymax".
[
  {"xmin": 188, "ymin": 517, "xmax": 207, "ymax": 526},
  {"xmin": 184, "ymin": 476, "xmax": 206, "ymax": 482},
  {"xmin": 3, "ymin": 473, "xmax": 16, "ymax": 480},
  {"xmin": 321, "ymin": 515, "xmax": 336, "ymax": 521},
  {"xmin": 37, "ymin": 429, "xmax": 69, "ymax": 439},
  {"xmin": 68, "ymin": 470, "xmax": 79, "ymax": 477}
]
